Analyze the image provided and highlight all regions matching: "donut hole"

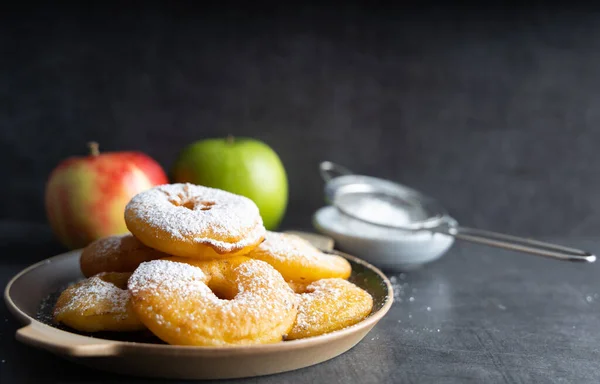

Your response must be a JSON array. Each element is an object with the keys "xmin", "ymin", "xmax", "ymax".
[
  {"xmin": 204, "ymin": 264, "xmax": 241, "ymax": 300},
  {"xmin": 161, "ymin": 257, "xmax": 247, "ymax": 301},
  {"xmin": 209, "ymin": 282, "xmax": 237, "ymax": 301},
  {"xmin": 181, "ymin": 200, "xmax": 196, "ymax": 210},
  {"xmin": 170, "ymin": 198, "xmax": 216, "ymax": 211}
]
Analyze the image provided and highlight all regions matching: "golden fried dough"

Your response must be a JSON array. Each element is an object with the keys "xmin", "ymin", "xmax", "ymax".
[
  {"xmin": 53, "ymin": 272, "xmax": 145, "ymax": 332},
  {"xmin": 124, "ymin": 183, "xmax": 266, "ymax": 259},
  {"xmin": 128, "ymin": 259, "xmax": 298, "ymax": 346},
  {"xmin": 287, "ymin": 278, "xmax": 373, "ymax": 340}
]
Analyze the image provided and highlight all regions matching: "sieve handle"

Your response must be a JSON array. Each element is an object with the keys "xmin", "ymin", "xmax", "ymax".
[
  {"xmin": 443, "ymin": 226, "xmax": 596, "ymax": 263},
  {"xmin": 319, "ymin": 161, "xmax": 353, "ymax": 182}
]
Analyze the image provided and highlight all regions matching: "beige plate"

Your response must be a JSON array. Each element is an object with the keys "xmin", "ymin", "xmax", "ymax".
[{"xmin": 3, "ymin": 232, "xmax": 393, "ymax": 380}]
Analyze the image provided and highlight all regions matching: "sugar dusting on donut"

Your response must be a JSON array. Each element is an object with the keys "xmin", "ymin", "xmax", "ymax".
[
  {"xmin": 129, "ymin": 259, "xmax": 295, "ymax": 321},
  {"xmin": 230, "ymin": 259, "xmax": 297, "ymax": 320},
  {"xmin": 91, "ymin": 233, "xmax": 153, "ymax": 255},
  {"xmin": 92, "ymin": 233, "xmax": 129, "ymax": 255},
  {"xmin": 287, "ymin": 278, "xmax": 374, "ymax": 340},
  {"xmin": 54, "ymin": 273, "xmax": 130, "ymax": 317},
  {"xmin": 258, "ymin": 232, "xmax": 324, "ymax": 262},
  {"xmin": 128, "ymin": 259, "xmax": 209, "ymax": 298},
  {"xmin": 128, "ymin": 258, "xmax": 298, "ymax": 343},
  {"xmin": 80, "ymin": 233, "xmax": 169, "ymax": 278},
  {"xmin": 128, "ymin": 260, "xmax": 213, "ymax": 328},
  {"xmin": 292, "ymin": 281, "xmax": 345, "ymax": 332},
  {"xmin": 125, "ymin": 183, "xmax": 265, "ymax": 252},
  {"xmin": 243, "ymin": 231, "xmax": 352, "ymax": 283}
]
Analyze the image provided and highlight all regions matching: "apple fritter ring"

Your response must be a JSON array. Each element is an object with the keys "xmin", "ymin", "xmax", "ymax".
[
  {"xmin": 286, "ymin": 278, "xmax": 374, "ymax": 340},
  {"xmin": 80, "ymin": 233, "xmax": 169, "ymax": 278},
  {"xmin": 127, "ymin": 258, "xmax": 299, "ymax": 346},
  {"xmin": 53, "ymin": 272, "xmax": 145, "ymax": 333},
  {"xmin": 124, "ymin": 183, "xmax": 266, "ymax": 259},
  {"xmin": 167, "ymin": 255, "xmax": 310, "ymax": 299},
  {"xmin": 246, "ymin": 231, "xmax": 352, "ymax": 285}
]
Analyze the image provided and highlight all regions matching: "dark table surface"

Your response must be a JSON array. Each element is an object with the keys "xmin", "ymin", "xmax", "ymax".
[{"xmin": 2, "ymin": 220, "xmax": 600, "ymax": 383}]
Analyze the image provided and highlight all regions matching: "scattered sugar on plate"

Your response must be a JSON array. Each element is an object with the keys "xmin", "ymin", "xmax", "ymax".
[{"xmin": 389, "ymin": 274, "xmax": 410, "ymax": 303}]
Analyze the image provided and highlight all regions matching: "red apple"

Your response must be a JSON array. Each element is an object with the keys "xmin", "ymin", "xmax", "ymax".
[{"xmin": 45, "ymin": 142, "xmax": 168, "ymax": 250}]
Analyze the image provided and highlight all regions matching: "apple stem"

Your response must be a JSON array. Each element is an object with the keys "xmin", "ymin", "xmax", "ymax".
[
  {"xmin": 226, "ymin": 135, "xmax": 235, "ymax": 144},
  {"xmin": 88, "ymin": 141, "xmax": 100, "ymax": 156}
]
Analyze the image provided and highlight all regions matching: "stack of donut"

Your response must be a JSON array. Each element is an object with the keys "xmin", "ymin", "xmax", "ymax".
[{"xmin": 53, "ymin": 183, "xmax": 373, "ymax": 346}]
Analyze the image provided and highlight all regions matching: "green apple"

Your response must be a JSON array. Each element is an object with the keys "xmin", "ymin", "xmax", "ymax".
[{"xmin": 171, "ymin": 136, "xmax": 288, "ymax": 230}]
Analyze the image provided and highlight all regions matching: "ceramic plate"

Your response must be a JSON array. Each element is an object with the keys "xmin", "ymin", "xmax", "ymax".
[{"xmin": 3, "ymin": 233, "xmax": 393, "ymax": 380}]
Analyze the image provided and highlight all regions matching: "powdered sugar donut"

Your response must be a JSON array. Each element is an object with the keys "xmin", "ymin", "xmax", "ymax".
[
  {"xmin": 53, "ymin": 272, "xmax": 145, "ymax": 332},
  {"xmin": 246, "ymin": 231, "xmax": 352, "ymax": 285},
  {"xmin": 124, "ymin": 183, "xmax": 266, "ymax": 259},
  {"xmin": 80, "ymin": 233, "xmax": 169, "ymax": 278},
  {"xmin": 286, "ymin": 278, "xmax": 373, "ymax": 340},
  {"xmin": 128, "ymin": 258, "xmax": 298, "ymax": 346}
]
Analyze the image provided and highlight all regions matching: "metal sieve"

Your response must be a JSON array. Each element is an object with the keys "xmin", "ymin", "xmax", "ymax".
[{"xmin": 319, "ymin": 161, "xmax": 596, "ymax": 263}]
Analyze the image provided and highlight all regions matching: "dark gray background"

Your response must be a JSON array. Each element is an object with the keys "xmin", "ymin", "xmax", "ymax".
[
  {"xmin": 3, "ymin": 5, "xmax": 600, "ymax": 383},
  {"xmin": 3, "ymin": 3, "xmax": 600, "ymax": 245}
]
